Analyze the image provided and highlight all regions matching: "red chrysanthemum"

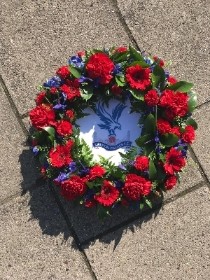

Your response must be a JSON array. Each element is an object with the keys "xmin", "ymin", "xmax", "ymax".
[
  {"xmin": 86, "ymin": 165, "xmax": 106, "ymax": 181},
  {"xmin": 122, "ymin": 174, "xmax": 152, "ymax": 201},
  {"xmin": 56, "ymin": 120, "xmax": 73, "ymax": 136},
  {"xmin": 134, "ymin": 156, "xmax": 149, "ymax": 171},
  {"xmin": 164, "ymin": 148, "xmax": 186, "ymax": 175},
  {"xmin": 157, "ymin": 119, "xmax": 172, "ymax": 134},
  {"xmin": 61, "ymin": 176, "xmax": 87, "ymax": 200},
  {"xmin": 49, "ymin": 144, "xmax": 72, "ymax": 168},
  {"xmin": 144, "ymin": 89, "xmax": 159, "ymax": 106},
  {"xmin": 35, "ymin": 91, "xmax": 46, "ymax": 105},
  {"xmin": 56, "ymin": 66, "xmax": 70, "ymax": 79},
  {"xmin": 86, "ymin": 53, "xmax": 114, "ymax": 85},
  {"xmin": 181, "ymin": 125, "xmax": 195, "ymax": 144},
  {"xmin": 29, "ymin": 105, "xmax": 56, "ymax": 129},
  {"xmin": 115, "ymin": 46, "xmax": 128, "ymax": 53},
  {"xmin": 60, "ymin": 79, "xmax": 81, "ymax": 100},
  {"xmin": 165, "ymin": 175, "xmax": 177, "ymax": 190},
  {"xmin": 94, "ymin": 180, "xmax": 119, "ymax": 206},
  {"xmin": 126, "ymin": 65, "xmax": 151, "ymax": 90}
]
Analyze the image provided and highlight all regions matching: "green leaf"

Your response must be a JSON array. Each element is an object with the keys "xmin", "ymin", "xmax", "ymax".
[
  {"xmin": 188, "ymin": 91, "xmax": 197, "ymax": 112},
  {"xmin": 140, "ymin": 203, "xmax": 144, "ymax": 210},
  {"xmin": 151, "ymin": 65, "xmax": 165, "ymax": 89},
  {"xmin": 129, "ymin": 89, "xmax": 144, "ymax": 101},
  {"xmin": 168, "ymin": 81, "xmax": 194, "ymax": 92},
  {"xmin": 112, "ymin": 52, "xmax": 128, "ymax": 63},
  {"xmin": 115, "ymin": 75, "xmax": 125, "ymax": 86},
  {"xmin": 144, "ymin": 142, "xmax": 155, "ymax": 156},
  {"xmin": 129, "ymin": 61, "xmax": 150, "ymax": 68},
  {"xmin": 43, "ymin": 126, "xmax": 55, "ymax": 137},
  {"xmin": 149, "ymin": 159, "xmax": 157, "ymax": 180},
  {"xmin": 144, "ymin": 198, "xmax": 152, "ymax": 209},
  {"xmin": 144, "ymin": 114, "xmax": 156, "ymax": 134},
  {"xmin": 80, "ymin": 86, "xmax": 93, "ymax": 101},
  {"xmin": 97, "ymin": 205, "xmax": 110, "ymax": 220},
  {"xmin": 69, "ymin": 65, "xmax": 81, "ymax": 78},
  {"xmin": 160, "ymin": 133, "xmax": 179, "ymax": 147},
  {"xmin": 186, "ymin": 118, "xmax": 198, "ymax": 129},
  {"xmin": 129, "ymin": 45, "xmax": 145, "ymax": 61},
  {"xmin": 135, "ymin": 134, "xmax": 151, "ymax": 147}
]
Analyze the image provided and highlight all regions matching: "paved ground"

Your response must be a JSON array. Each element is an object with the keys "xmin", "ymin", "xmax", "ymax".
[{"xmin": 0, "ymin": 0, "xmax": 210, "ymax": 279}]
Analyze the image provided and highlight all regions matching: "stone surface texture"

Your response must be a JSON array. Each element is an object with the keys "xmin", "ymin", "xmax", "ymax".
[
  {"xmin": 0, "ymin": 84, "xmax": 39, "ymax": 202},
  {"xmin": 85, "ymin": 186, "xmax": 210, "ymax": 280},
  {"xmin": 117, "ymin": 0, "xmax": 210, "ymax": 105},
  {"xmin": 0, "ymin": 186, "xmax": 93, "ymax": 280},
  {"xmin": 0, "ymin": 0, "xmax": 130, "ymax": 114}
]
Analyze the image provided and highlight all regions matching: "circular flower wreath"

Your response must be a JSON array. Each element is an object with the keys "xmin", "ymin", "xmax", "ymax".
[{"xmin": 29, "ymin": 46, "xmax": 197, "ymax": 218}]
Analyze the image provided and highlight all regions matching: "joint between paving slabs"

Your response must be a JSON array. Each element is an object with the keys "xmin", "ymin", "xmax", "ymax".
[{"xmin": 49, "ymin": 182, "xmax": 98, "ymax": 280}]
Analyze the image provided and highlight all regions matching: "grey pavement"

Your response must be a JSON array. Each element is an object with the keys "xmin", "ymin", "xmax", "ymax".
[{"xmin": 0, "ymin": 0, "xmax": 210, "ymax": 279}]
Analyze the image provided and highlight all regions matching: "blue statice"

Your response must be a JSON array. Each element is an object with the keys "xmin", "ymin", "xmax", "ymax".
[
  {"xmin": 53, "ymin": 93, "xmax": 67, "ymax": 110},
  {"xmin": 78, "ymin": 76, "xmax": 93, "ymax": 83},
  {"xmin": 54, "ymin": 172, "xmax": 69, "ymax": 184},
  {"xmin": 32, "ymin": 146, "xmax": 39, "ymax": 156},
  {"xmin": 113, "ymin": 63, "xmax": 122, "ymax": 75},
  {"xmin": 68, "ymin": 162, "xmax": 77, "ymax": 173},
  {"xmin": 43, "ymin": 76, "xmax": 61, "ymax": 88},
  {"xmin": 68, "ymin": 56, "xmax": 84, "ymax": 69},
  {"xmin": 53, "ymin": 104, "xmax": 66, "ymax": 110}
]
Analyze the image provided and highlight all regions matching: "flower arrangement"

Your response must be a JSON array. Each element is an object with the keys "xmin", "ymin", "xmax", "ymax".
[{"xmin": 29, "ymin": 46, "xmax": 197, "ymax": 218}]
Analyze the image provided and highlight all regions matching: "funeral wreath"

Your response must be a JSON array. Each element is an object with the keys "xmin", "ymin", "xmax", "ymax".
[{"xmin": 29, "ymin": 46, "xmax": 197, "ymax": 218}]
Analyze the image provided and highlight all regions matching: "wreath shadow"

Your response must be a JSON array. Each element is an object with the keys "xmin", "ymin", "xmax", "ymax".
[{"xmin": 19, "ymin": 145, "xmax": 163, "ymax": 250}]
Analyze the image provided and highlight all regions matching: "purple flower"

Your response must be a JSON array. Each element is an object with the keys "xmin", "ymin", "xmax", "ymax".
[
  {"xmin": 69, "ymin": 162, "xmax": 77, "ymax": 173},
  {"xmin": 118, "ymin": 164, "xmax": 127, "ymax": 170},
  {"xmin": 113, "ymin": 63, "xmax": 122, "ymax": 75},
  {"xmin": 78, "ymin": 76, "xmax": 93, "ymax": 83},
  {"xmin": 43, "ymin": 76, "xmax": 61, "ymax": 88},
  {"xmin": 32, "ymin": 146, "xmax": 39, "ymax": 156},
  {"xmin": 53, "ymin": 104, "xmax": 66, "ymax": 110},
  {"xmin": 54, "ymin": 172, "xmax": 68, "ymax": 184},
  {"xmin": 68, "ymin": 56, "xmax": 84, "ymax": 68}
]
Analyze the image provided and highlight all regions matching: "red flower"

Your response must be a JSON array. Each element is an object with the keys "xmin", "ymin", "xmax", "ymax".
[
  {"xmin": 144, "ymin": 89, "xmax": 159, "ymax": 106},
  {"xmin": 84, "ymin": 199, "xmax": 96, "ymax": 208},
  {"xmin": 87, "ymin": 165, "xmax": 106, "ymax": 181},
  {"xmin": 165, "ymin": 176, "xmax": 177, "ymax": 190},
  {"xmin": 35, "ymin": 91, "xmax": 46, "ymax": 105},
  {"xmin": 134, "ymin": 156, "xmax": 149, "ymax": 171},
  {"xmin": 159, "ymin": 90, "xmax": 174, "ymax": 108},
  {"xmin": 61, "ymin": 176, "xmax": 87, "ymax": 200},
  {"xmin": 122, "ymin": 174, "xmax": 152, "ymax": 201},
  {"xmin": 56, "ymin": 66, "xmax": 70, "ymax": 79},
  {"xmin": 86, "ymin": 53, "xmax": 114, "ymax": 85},
  {"xmin": 56, "ymin": 120, "xmax": 73, "ymax": 136},
  {"xmin": 94, "ymin": 180, "xmax": 119, "ymax": 206},
  {"xmin": 50, "ymin": 87, "xmax": 57, "ymax": 94},
  {"xmin": 49, "ymin": 144, "xmax": 72, "ymax": 168},
  {"xmin": 182, "ymin": 125, "xmax": 195, "ymax": 144},
  {"xmin": 164, "ymin": 148, "xmax": 186, "ymax": 175},
  {"xmin": 77, "ymin": 51, "xmax": 85, "ymax": 57},
  {"xmin": 60, "ymin": 80, "xmax": 81, "ymax": 100},
  {"xmin": 157, "ymin": 119, "xmax": 172, "ymax": 134},
  {"xmin": 126, "ymin": 65, "xmax": 151, "ymax": 90},
  {"xmin": 115, "ymin": 46, "xmax": 128, "ymax": 53},
  {"xmin": 111, "ymin": 84, "xmax": 123, "ymax": 95},
  {"xmin": 29, "ymin": 105, "xmax": 56, "ymax": 129},
  {"xmin": 153, "ymin": 55, "xmax": 164, "ymax": 67},
  {"xmin": 171, "ymin": 126, "xmax": 181, "ymax": 137},
  {"xmin": 65, "ymin": 110, "xmax": 75, "ymax": 120},
  {"xmin": 167, "ymin": 76, "xmax": 177, "ymax": 84}
]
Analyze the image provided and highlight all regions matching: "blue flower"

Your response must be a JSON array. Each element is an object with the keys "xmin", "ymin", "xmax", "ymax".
[
  {"xmin": 54, "ymin": 172, "xmax": 68, "ymax": 184},
  {"xmin": 118, "ymin": 164, "xmax": 127, "ymax": 170},
  {"xmin": 114, "ymin": 180, "xmax": 124, "ymax": 189},
  {"xmin": 113, "ymin": 63, "xmax": 122, "ymax": 75},
  {"xmin": 43, "ymin": 76, "xmax": 61, "ymax": 88},
  {"xmin": 69, "ymin": 162, "xmax": 77, "ymax": 173},
  {"xmin": 32, "ymin": 146, "xmax": 39, "ymax": 156},
  {"xmin": 165, "ymin": 70, "xmax": 170, "ymax": 78},
  {"xmin": 68, "ymin": 56, "xmax": 84, "ymax": 69},
  {"xmin": 78, "ymin": 76, "xmax": 93, "ymax": 83},
  {"xmin": 53, "ymin": 104, "xmax": 66, "ymax": 110}
]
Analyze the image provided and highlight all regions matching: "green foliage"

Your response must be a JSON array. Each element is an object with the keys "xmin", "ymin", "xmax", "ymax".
[
  {"xmin": 149, "ymin": 159, "xmax": 157, "ymax": 180},
  {"xmin": 129, "ymin": 45, "xmax": 145, "ymax": 61},
  {"xmin": 69, "ymin": 65, "xmax": 81, "ymax": 78},
  {"xmin": 151, "ymin": 65, "xmax": 165, "ymax": 89},
  {"xmin": 188, "ymin": 91, "xmax": 197, "ymax": 112},
  {"xmin": 160, "ymin": 133, "xmax": 179, "ymax": 147},
  {"xmin": 129, "ymin": 89, "xmax": 145, "ymax": 101},
  {"xmin": 135, "ymin": 134, "xmax": 151, "ymax": 147},
  {"xmin": 168, "ymin": 81, "xmax": 194, "ymax": 92},
  {"xmin": 115, "ymin": 75, "xmax": 126, "ymax": 86},
  {"xmin": 80, "ymin": 85, "xmax": 93, "ymax": 101},
  {"xmin": 143, "ymin": 113, "xmax": 156, "ymax": 134},
  {"xmin": 186, "ymin": 118, "xmax": 198, "ymax": 129}
]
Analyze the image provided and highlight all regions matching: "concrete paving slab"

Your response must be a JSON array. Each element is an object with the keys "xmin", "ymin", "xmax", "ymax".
[
  {"xmin": 0, "ymin": 84, "xmax": 39, "ymax": 202},
  {"xmin": 0, "ymin": 186, "xmax": 93, "ymax": 280},
  {"xmin": 55, "ymin": 153, "xmax": 202, "ymax": 244},
  {"xmin": 84, "ymin": 186, "xmax": 210, "ymax": 280},
  {"xmin": 0, "ymin": 0, "xmax": 130, "ymax": 115},
  {"xmin": 117, "ymin": 0, "xmax": 210, "ymax": 105},
  {"xmin": 192, "ymin": 103, "xmax": 210, "ymax": 181}
]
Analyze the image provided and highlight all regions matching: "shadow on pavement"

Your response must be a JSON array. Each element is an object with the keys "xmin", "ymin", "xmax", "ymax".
[{"xmin": 19, "ymin": 148, "xmax": 163, "ymax": 250}]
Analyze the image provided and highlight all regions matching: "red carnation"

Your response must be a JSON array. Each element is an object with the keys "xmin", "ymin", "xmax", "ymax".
[
  {"xmin": 65, "ymin": 109, "xmax": 75, "ymax": 120},
  {"xmin": 56, "ymin": 66, "xmax": 70, "ymax": 79},
  {"xmin": 111, "ymin": 85, "xmax": 123, "ymax": 95},
  {"xmin": 35, "ymin": 91, "xmax": 46, "ymax": 105},
  {"xmin": 56, "ymin": 120, "xmax": 73, "ymax": 136},
  {"xmin": 94, "ymin": 180, "xmax": 119, "ymax": 207},
  {"xmin": 153, "ymin": 55, "xmax": 164, "ymax": 67},
  {"xmin": 49, "ymin": 144, "xmax": 72, "ymax": 168},
  {"xmin": 122, "ymin": 174, "xmax": 152, "ymax": 201},
  {"xmin": 157, "ymin": 119, "xmax": 172, "ymax": 134},
  {"xmin": 182, "ymin": 125, "xmax": 195, "ymax": 144},
  {"xmin": 165, "ymin": 175, "xmax": 177, "ymax": 190},
  {"xmin": 61, "ymin": 176, "xmax": 87, "ymax": 200},
  {"xmin": 50, "ymin": 87, "xmax": 57, "ymax": 94},
  {"xmin": 77, "ymin": 51, "xmax": 85, "ymax": 57},
  {"xmin": 115, "ymin": 46, "xmax": 128, "ymax": 53},
  {"xmin": 167, "ymin": 76, "xmax": 177, "ymax": 84},
  {"xmin": 126, "ymin": 65, "xmax": 151, "ymax": 90},
  {"xmin": 144, "ymin": 89, "xmax": 159, "ymax": 106},
  {"xmin": 60, "ymin": 79, "xmax": 81, "ymax": 100},
  {"xmin": 87, "ymin": 165, "xmax": 106, "ymax": 181},
  {"xmin": 84, "ymin": 199, "xmax": 96, "ymax": 208},
  {"xmin": 171, "ymin": 126, "xmax": 181, "ymax": 137},
  {"xmin": 164, "ymin": 148, "xmax": 186, "ymax": 175},
  {"xmin": 29, "ymin": 105, "xmax": 56, "ymax": 130},
  {"xmin": 159, "ymin": 90, "xmax": 174, "ymax": 108},
  {"xmin": 134, "ymin": 156, "xmax": 149, "ymax": 171},
  {"xmin": 86, "ymin": 53, "xmax": 114, "ymax": 85}
]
